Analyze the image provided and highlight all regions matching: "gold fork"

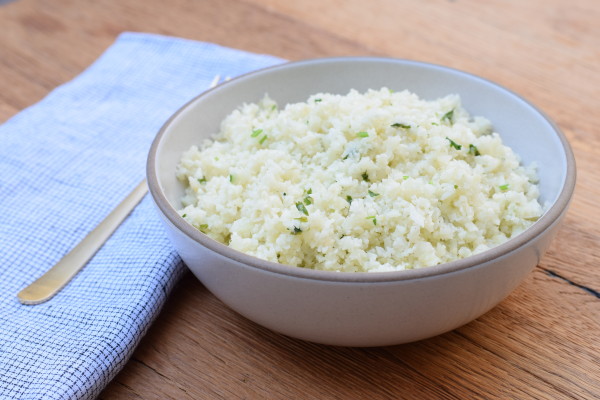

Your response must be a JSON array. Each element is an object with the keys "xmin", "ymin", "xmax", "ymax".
[{"xmin": 17, "ymin": 74, "xmax": 224, "ymax": 305}]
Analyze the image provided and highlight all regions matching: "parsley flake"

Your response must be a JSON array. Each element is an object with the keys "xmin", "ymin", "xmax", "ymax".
[
  {"xmin": 251, "ymin": 129, "xmax": 263, "ymax": 137},
  {"xmin": 303, "ymin": 188, "xmax": 313, "ymax": 205},
  {"xmin": 368, "ymin": 190, "xmax": 380, "ymax": 197},
  {"xmin": 259, "ymin": 135, "xmax": 268, "ymax": 145},
  {"xmin": 391, "ymin": 123, "xmax": 411, "ymax": 129},
  {"xmin": 357, "ymin": 131, "xmax": 369, "ymax": 138},
  {"xmin": 446, "ymin": 137, "xmax": 462, "ymax": 150},
  {"xmin": 442, "ymin": 109, "xmax": 454, "ymax": 123},
  {"xmin": 499, "ymin": 184, "xmax": 510, "ymax": 191},
  {"xmin": 366, "ymin": 216, "xmax": 377, "ymax": 225},
  {"xmin": 346, "ymin": 195, "xmax": 353, "ymax": 204},
  {"xmin": 362, "ymin": 172, "xmax": 370, "ymax": 182},
  {"xmin": 291, "ymin": 226, "xmax": 303, "ymax": 235},
  {"xmin": 469, "ymin": 144, "xmax": 481, "ymax": 156},
  {"xmin": 296, "ymin": 201, "xmax": 309, "ymax": 216},
  {"xmin": 197, "ymin": 177, "xmax": 206, "ymax": 184}
]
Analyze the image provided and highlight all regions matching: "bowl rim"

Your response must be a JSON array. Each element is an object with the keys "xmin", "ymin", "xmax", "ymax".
[{"xmin": 147, "ymin": 56, "xmax": 576, "ymax": 283}]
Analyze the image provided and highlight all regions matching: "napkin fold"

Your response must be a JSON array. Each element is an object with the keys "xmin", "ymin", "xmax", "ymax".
[{"xmin": 0, "ymin": 32, "xmax": 283, "ymax": 399}]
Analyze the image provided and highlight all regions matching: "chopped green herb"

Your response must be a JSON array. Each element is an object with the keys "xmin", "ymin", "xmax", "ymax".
[
  {"xmin": 251, "ymin": 129, "xmax": 263, "ymax": 137},
  {"xmin": 357, "ymin": 131, "xmax": 369, "ymax": 138},
  {"xmin": 442, "ymin": 109, "xmax": 454, "ymax": 123},
  {"xmin": 446, "ymin": 137, "xmax": 462, "ymax": 150},
  {"xmin": 314, "ymin": 98, "xmax": 322, "ymax": 102},
  {"xmin": 303, "ymin": 188, "xmax": 313, "ymax": 205},
  {"xmin": 431, "ymin": 122, "xmax": 439, "ymax": 126},
  {"xmin": 182, "ymin": 213, "xmax": 187, "ymax": 218},
  {"xmin": 198, "ymin": 224, "xmax": 208, "ymax": 233},
  {"xmin": 346, "ymin": 195, "xmax": 353, "ymax": 204},
  {"xmin": 366, "ymin": 216, "xmax": 377, "ymax": 225},
  {"xmin": 362, "ymin": 172, "xmax": 370, "ymax": 182},
  {"xmin": 291, "ymin": 226, "xmax": 303, "ymax": 235},
  {"xmin": 368, "ymin": 190, "xmax": 380, "ymax": 197},
  {"xmin": 259, "ymin": 135, "xmax": 268, "ymax": 145},
  {"xmin": 403, "ymin": 175, "xmax": 409, "ymax": 180},
  {"xmin": 295, "ymin": 216, "xmax": 308, "ymax": 223},
  {"xmin": 469, "ymin": 144, "xmax": 481, "ymax": 156},
  {"xmin": 283, "ymin": 192, "xmax": 287, "ymax": 196},
  {"xmin": 342, "ymin": 154, "xmax": 349, "ymax": 160},
  {"xmin": 229, "ymin": 174, "xmax": 234, "ymax": 182},
  {"xmin": 296, "ymin": 201, "xmax": 309, "ymax": 216},
  {"xmin": 391, "ymin": 122, "xmax": 411, "ymax": 129},
  {"xmin": 454, "ymin": 184, "xmax": 458, "ymax": 189},
  {"xmin": 197, "ymin": 177, "xmax": 207, "ymax": 184},
  {"xmin": 271, "ymin": 105, "xmax": 277, "ymax": 111},
  {"xmin": 499, "ymin": 184, "xmax": 510, "ymax": 191}
]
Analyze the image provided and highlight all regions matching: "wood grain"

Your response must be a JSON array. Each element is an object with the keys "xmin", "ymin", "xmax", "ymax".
[{"xmin": 1, "ymin": 0, "xmax": 598, "ymax": 398}]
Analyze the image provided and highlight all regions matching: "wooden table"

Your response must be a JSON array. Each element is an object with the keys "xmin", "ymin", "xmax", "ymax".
[{"xmin": 2, "ymin": 0, "xmax": 599, "ymax": 398}]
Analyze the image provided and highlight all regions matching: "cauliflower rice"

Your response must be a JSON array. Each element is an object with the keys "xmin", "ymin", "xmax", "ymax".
[{"xmin": 177, "ymin": 88, "xmax": 543, "ymax": 272}]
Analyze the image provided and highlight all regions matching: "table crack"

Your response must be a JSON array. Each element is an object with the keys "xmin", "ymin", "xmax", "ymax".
[{"xmin": 542, "ymin": 268, "xmax": 600, "ymax": 299}]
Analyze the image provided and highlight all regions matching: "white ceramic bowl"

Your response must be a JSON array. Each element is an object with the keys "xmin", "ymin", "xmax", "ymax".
[{"xmin": 147, "ymin": 58, "xmax": 575, "ymax": 347}]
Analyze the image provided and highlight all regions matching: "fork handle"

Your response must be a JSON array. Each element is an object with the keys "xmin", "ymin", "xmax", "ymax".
[{"xmin": 17, "ymin": 179, "xmax": 149, "ymax": 305}]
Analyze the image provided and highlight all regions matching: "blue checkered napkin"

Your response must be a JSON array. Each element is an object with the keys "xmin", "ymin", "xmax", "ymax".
[{"xmin": 0, "ymin": 32, "xmax": 283, "ymax": 399}]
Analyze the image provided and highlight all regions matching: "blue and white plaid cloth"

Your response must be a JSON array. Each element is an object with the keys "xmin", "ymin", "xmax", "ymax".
[{"xmin": 0, "ymin": 32, "xmax": 283, "ymax": 399}]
